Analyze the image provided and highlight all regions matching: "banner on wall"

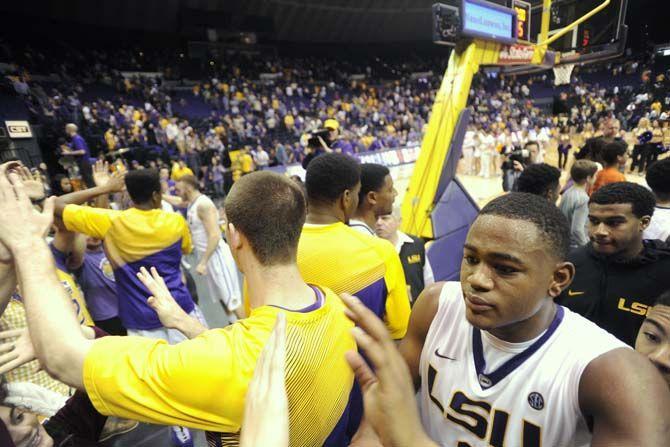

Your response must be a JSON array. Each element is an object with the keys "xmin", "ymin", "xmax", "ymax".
[
  {"xmin": 267, "ymin": 145, "xmax": 421, "ymax": 179},
  {"xmin": 5, "ymin": 121, "xmax": 32, "ymax": 138}
]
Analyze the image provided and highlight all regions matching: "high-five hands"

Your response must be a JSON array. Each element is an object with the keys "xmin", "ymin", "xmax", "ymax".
[
  {"xmin": 340, "ymin": 293, "xmax": 437, "ymax": 447},
  {"xmin": 137, "ymin": 266, "xmax": 189, "ymax": 330},
  {"xmin": 0, "ymin": 328, "xmax": 38, "ymax": 375},
  {"xmin": 93, "ymin": 159, "xmax": 126, "ymax": 193},
  {"xmin": 240, "ymin": 312, "xmax": 289, "ymax": 447},
  {"xmin": 0, "ymin": 162, "xmax": 55, "ymax": 253}
]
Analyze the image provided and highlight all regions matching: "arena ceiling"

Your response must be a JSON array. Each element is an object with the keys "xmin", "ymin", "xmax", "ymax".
[
  {"xmin": 0, "ymin": 0, "xmax": 662, "ymax": 45},
  {"xmin": 3, "ymin": 0, "xmax": 438, "ymax": 43}
]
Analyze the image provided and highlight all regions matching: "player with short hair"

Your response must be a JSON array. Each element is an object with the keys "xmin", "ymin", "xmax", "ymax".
[
  {"xmin": 2, "ymin": 169, "xmax": 356, "ymax": 447},
  {"xmin": 53, "ymin": 168, "xmax": 199, "ymax": 336},
  {"xmin": 298, "ymin": 153, "xmax": 410, "ymax": 442},
  {"xmin": 175, "ymin": 174, "xmax": 243, "ymax": 321},
  {"xmin": 635, "ymin": 290, "xmax": 670, "ymax": 387},
  {"xmin": 515, "ymin": 163, "xmax": 561, "ymax": 203},
  {"xmin": 53, "ymin": 167, "xmax": 201, "ymax": 446},
  {"xmin": 350, "ymin": 163, "xmax": 397, "ymax": 235},
  {"xmin": 300, "ymin": 153, "xmax": 410, "ymax": 337},
  {"xmin": 392, "ymin": 192, "xmax": 670, "ymax": 446},
  {"xmin": 558, "ymin": 182, "xmax": 670, "ymax": 346}
]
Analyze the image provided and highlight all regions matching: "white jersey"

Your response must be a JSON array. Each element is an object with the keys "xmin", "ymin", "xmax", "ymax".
[
  {"xmin": 187, "ymin": 194, "xmax": 214, "ymax": 252},
  {"xmin": 186, "ymin": 194, "xmax": 242, "ymax": 311},
  {"xmin": 419, "ymin": 282, "xmax": 628, "ymax": 447}
]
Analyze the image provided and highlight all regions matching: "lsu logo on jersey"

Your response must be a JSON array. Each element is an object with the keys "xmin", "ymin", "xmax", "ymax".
[
  {"xmin": 617, "ymin": 298, "xmax": 649, "ymax": 316},
  {"xmin": 406, "ymin": 254, "xmax": 422, "ymax": 265},
  {"xmin": 99, "ymin": 258, "xmax": 116, "ymax": 282},
  {"xmin": 428, "ymin": 364, "xmax": 541, "ymax": 447}
]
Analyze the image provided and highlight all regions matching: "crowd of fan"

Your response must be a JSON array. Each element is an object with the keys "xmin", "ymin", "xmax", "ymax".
[{"xmin": 4, "ymin": 44, "xmax": 669, "ymax": 195}]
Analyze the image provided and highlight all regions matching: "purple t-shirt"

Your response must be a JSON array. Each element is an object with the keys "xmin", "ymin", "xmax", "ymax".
[
  {"xmin": 76, "ymin": 250, "xmax": 119, "ymax": 321},
  {"xmin": 71, "ymin": 134, "xmax": 90, "ymax": 158}
]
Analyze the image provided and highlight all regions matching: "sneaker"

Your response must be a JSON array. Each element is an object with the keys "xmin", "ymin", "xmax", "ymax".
[{"xmin": 171, "ymin": 426, "xmax": 194, "ymax": 447}]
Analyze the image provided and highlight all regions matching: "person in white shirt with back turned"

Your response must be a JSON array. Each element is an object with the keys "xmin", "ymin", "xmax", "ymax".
[{"xmin": 175, "ymin": 174, "xmax": 244, "ymax": 322}]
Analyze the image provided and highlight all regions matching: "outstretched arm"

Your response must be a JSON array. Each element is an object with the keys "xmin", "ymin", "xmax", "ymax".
[
  {"xmin": 0, "ymin": 162, "xmax": 47, "ymax": 313},
  {"xmin": 54, "ymin": 161, "xmax": 125, "ymax": 217},
  {"xmin": 341, "ymin": 293, "xmax": 437, "ymax": 447},
  {"xmin": 0, "ymin": 262, "xmax": 16, "ymax": 315},
  {"xmin": 162, "ymin": 193, "xmax": 185, "ymax": 208},
  {"xmin": 0, "ymin": 169, "xmax": 93, "ymax": 389},
  {"xmin": 0, "ymin": 325, "xmax": 96, "ymax": 375},
  {"xmin": 240, "ymin": 313, "xmax": 288, "ymax": 447}
]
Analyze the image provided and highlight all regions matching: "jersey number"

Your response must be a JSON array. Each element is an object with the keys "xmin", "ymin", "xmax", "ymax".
[{"xmin": 428, "ymin": 365, "xmax": 541, "ymax": 447}]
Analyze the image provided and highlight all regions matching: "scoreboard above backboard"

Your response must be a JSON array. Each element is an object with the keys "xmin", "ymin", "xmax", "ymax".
[
  {"xmin": 433, "ymin": 0, "xmax": 518, "ymax": 46},
  {"xmin": 512, "ymin": 0, "xmax": 531, "ymax": 42}
]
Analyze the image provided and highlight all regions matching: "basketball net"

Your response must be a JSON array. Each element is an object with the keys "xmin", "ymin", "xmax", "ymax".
[{"xmin": 553, "ymin": 63, "xmax": 575, "ymax": 86}]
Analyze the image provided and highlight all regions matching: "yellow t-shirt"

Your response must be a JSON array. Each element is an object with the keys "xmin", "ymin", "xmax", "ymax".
[
  {"xmin": 83, "ymin": 288, "xmax": 355, "ymax": 446},
  {"xmin": 297, "ymin": 222, "xmax": 410, "ymax": 339},
  {"xmin": 104, "ymin": 130, "xmax": 116, "ymax": 151},
  {"xmin": 284, "ymin": 114, "xmax": 295, "ymax": 127},
  {"xmin": 50, "ymin": 243, "xmax": 93, "ymax": 326},
  {"xmin": 241, "ymin": 154, "xmax": 254, "ymax": 173}
]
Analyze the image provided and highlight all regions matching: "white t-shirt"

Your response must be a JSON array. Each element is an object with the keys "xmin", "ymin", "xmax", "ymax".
[{"xmin": 644, "ymin": 206, "xmax": 670, "ymax": 242}]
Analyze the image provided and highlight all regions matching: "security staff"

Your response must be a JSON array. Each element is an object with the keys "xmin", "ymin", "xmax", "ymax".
[
  {"xmin": 556, "ymin": 182, "xmax": 670, "ymax": 346},
  {"xmin": 375, "ymin": 209, "xmax": 434, "ymax": 304}
]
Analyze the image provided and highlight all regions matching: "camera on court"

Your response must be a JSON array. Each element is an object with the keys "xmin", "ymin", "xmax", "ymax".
[
  {"xmin": 502, "ymin": 148, "xmax": 531, "ymax": 170},
  {"xmin": 306, "ymin": 128, "xmax": 334, "ymax": 149}
]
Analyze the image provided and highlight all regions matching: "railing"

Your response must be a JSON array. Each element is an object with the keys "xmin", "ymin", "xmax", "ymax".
[{"xmin": 265, "ymin": 144, "xmax": 421, "ymax": 178}]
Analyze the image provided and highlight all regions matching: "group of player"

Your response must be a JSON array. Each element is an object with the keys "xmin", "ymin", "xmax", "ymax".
[{"xmin": 0, "ymin": 143, "xmax": 670, "ymax": 447}]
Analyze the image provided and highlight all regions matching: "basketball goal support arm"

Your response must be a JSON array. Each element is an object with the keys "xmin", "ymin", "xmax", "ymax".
[
  {"xmin": 400, "ymin": 41, "xmax": 501, "ymax": 238},
  {"xmin": 537, "ymin": 0, "xmax": 611, "ymax": 47}
]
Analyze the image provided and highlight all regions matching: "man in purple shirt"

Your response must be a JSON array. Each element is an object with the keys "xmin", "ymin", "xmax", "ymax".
[
  {"xmin": 64, "ymin": 123, "xmax": 94, "ymax": 187},
  {"xmin": 331, "ymin": 138, "xmax": 354, "ymax": 155}
]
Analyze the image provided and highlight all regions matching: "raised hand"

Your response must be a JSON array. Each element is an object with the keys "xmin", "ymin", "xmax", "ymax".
[
  {"xmin": 92, "ymin": 159, "xmax": 112, "ymax": 187},
  {"xmin": 93, "ymin": 159, "xmax": 126, "ymax": 193},
  {"xmin": 106, "ymin": 170, "xmax": 126, "ymax": 193},
  {"xmin": 340, "ymin": 293, "xmax": 437, "ymax": 447},
  {"xmin": 240, "ymin": 313, "xmax": 289, "ymax": 447},
  {"xmin": 137, "ymin": 266, "xmax": 189, "ymax": 330},
  {"xmin": 17, "ymin": 165, "xmax": 45, "ymax": 200},
  {"xmin": 0, "ymin": 328, "xmax": 38, "ymax": 375},
  {"xmin": 0, "ymin": 162, "xmax": 55, "ymax": 252}
]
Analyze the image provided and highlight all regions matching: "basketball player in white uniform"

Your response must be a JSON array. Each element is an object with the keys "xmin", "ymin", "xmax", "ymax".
[
  {"xmin": 175, "ymin": 175, "xmax": 244, "ymax": 321},
  {"xmin": 345, "ymin": 193, "xmax": 670, "ymax": 447}
]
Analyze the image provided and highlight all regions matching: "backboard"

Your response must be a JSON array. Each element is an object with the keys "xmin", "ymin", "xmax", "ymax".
[{"xmin": 526, "ymin": 0, "xmax": 628, "ymax": 64}]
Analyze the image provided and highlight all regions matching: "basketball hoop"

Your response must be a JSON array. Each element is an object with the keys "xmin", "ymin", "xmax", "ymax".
[{"xmin": 553, "ymin": 63, "xmax": 575, "ymax": 86}]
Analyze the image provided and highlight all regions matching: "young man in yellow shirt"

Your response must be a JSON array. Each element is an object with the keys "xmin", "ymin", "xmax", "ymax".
[
  {"xmin": 0, "ymin": 168, "xmax": 355, "ymax": 447},
  {"xmin": 298, "ymin": 153, "xmax": 411, "ymax": 442}
]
